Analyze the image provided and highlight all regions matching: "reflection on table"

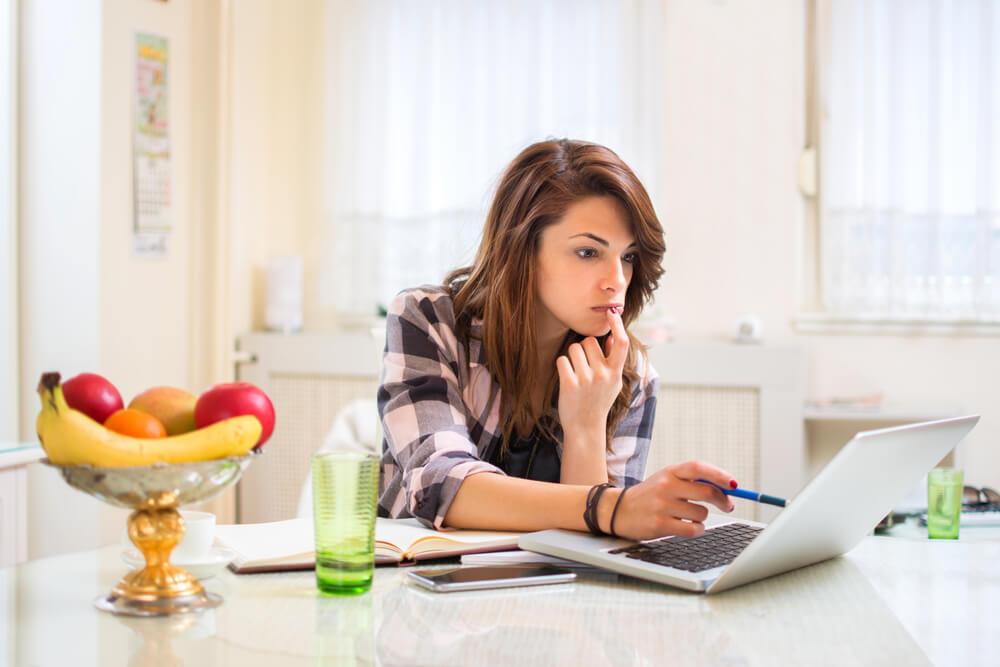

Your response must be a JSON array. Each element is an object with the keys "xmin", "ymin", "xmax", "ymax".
[{"xmin": 3, "ymin": 531, "xmax": 998, "ymax": 666}]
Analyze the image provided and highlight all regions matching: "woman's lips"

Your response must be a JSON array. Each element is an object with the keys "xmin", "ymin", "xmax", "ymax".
[{"xmin": 592, "ymin": 305, "xmax": 623, "ymax": 315}]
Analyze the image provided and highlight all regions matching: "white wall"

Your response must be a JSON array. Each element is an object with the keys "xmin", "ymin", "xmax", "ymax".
[
  {"xmin": 20, "ymin": 0, "xmax": 104, "ymax": 558},
  {"xmin": 19, "ymin": 0, "xmax": 224, "ymax": 558},
  {"xmin": 1, "ymin": 0, "xmax": 16, "ymax": 442},
  {"xmin": 228, "ymin": 0, "xmax": 324, "ymax": 335}
]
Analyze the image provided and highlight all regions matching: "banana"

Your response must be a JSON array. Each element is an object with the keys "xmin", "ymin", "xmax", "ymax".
[{"xmin": 36, "ymin": 372, "xmax": 262, "ymax": 467}]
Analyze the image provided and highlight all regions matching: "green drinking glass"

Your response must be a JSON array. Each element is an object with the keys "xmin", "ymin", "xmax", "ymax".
[
  {"xmin": 312, "ymin": 451, "xmax": 380, "ymax": 594},
  {"xmin": 927, "ymin": 468, "xmax": 963, "ymax": 540}
]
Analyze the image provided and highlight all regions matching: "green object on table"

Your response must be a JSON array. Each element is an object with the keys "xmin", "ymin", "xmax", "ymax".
[
  {"xmin": 312, "ymin": 451, "xmax": 380, "ymax": 594},
  {"xmin": 927, "ymin": 468, "xmax": 963, "ymax": 540}
]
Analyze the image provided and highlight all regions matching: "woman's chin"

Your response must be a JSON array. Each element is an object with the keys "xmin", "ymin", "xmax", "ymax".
[{"xmin": 572, "ymin": 324, "xmax": 612, "ymax": 338}]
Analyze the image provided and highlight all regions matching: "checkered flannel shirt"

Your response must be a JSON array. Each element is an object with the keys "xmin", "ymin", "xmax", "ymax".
[{"xmin": 377, "ymin": 285, "xmax": 659, "ymax": 529}]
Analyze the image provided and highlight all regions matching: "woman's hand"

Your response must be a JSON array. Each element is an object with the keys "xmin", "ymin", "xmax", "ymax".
[
  {"xmin": 556, "ymin": 308, "xmax": 629, "ymax": 439},
  {"xmin": 602, "ymin": 461, "xmax": 737, "ymax": 541}
]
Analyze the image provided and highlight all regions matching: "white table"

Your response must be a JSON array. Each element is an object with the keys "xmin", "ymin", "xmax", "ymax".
[{"xmin": 3, "ymin": 529, "xmax": 998, "ymax": 666}]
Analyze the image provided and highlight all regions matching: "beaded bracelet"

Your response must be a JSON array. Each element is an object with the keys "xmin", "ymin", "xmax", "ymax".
[
  {"xmin": 584, "ymin": 483, "xmax": 614, "ymax": 536},
  {"xmin": 609, "ymin": 486, "xmax": 628, "ymax": 538}
]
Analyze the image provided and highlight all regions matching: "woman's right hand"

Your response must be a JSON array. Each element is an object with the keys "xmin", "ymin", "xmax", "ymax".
[{"xmin": 604, "ymin": 461, "xmax": 737, "ymax": 541}]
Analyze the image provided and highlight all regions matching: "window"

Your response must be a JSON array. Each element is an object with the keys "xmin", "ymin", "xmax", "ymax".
[
  {"xmin": 819, "ymin": 0, "xmax": 1000, "ymax": 322},
  {"xmin": 322, "ymin": 0, "xmax": 665, "ymax": 317}
]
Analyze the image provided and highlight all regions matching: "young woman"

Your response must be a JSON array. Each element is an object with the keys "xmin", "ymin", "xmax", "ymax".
[{"xmin": 378, "ymin": 139, "xmax": 736, "ymax": 541}]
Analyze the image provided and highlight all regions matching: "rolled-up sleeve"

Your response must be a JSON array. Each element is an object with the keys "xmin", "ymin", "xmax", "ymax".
[
  {"xmin": 605, "ymin": 352, "xmax": 658, "ymax": 487},
  {"xmin": 377, "ymin": 289, "xmax": 504, "ymax": 529}
]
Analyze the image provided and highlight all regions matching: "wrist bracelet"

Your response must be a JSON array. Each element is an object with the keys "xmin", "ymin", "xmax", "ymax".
[
  {"xmin": 584, "ymin": 483, "xmax": 613, "ymax": 536},
  {"xmin": 609, "ymin": 486, "xmax": 628, "ymax": 538},
  {"xmin": 583, "ymin": 486, "xmax": 597, "ymax": 535}
]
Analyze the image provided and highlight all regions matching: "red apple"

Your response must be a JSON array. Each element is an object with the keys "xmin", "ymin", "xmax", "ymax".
[
  {"xmin": 61, "ymin": 372, "xmax": 125, "ymax": 424},
  {"xmin": 194, "ymin": 382, "xmax": 275, "ymax": 449}
]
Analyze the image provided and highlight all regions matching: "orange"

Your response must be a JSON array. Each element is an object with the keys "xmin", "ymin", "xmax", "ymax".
[{"xmin": 104, "ymin": 408, "xmax": 168, "ymax": 438}]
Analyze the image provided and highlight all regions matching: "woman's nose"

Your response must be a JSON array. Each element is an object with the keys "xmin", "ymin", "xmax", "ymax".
[{"xmin": 601, "ymin": 259, "xmax": 629, "ymax": 292}]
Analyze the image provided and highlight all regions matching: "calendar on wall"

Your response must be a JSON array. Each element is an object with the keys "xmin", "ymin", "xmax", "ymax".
[{"xmin": 132, "ymin": 33, "xmax": 170, "ymax": 257}]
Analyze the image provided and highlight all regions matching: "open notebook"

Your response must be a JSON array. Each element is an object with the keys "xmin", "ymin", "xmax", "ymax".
[{"xmin": 214, "ymin": 517, "xmax": 522, "ymax": 573}]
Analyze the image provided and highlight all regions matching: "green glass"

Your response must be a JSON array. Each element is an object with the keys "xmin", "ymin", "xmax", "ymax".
[
  {"xmin": 927, "ymin": 468, "xmax": 963, "ymax": 540},
  {"xmin": 312, "ymin": 451, "xmax": 380, "ymax": 594}
]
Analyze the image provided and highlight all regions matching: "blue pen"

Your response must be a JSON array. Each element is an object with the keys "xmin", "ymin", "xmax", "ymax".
[{"xmin": 696, "ymin": 479, "xmax": 787, "ymax": 508}]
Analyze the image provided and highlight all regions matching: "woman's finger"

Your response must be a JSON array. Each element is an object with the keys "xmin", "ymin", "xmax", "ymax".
[
  {"xmin": 663, "ymin": 518, "xmax": 707, "ymax": 539},
  {"xmin": 679, "ymin": 479, "xmax": 734, "ymax": 512},
  {"xmin": 556, "ymin": 355, "xmax": 576, "ymax": 387},
  {"xmin": 567, "ymin": 342, "xmax": 591, "ymax": 378},
  {"xmin": 605, "ymin": 308, "xmax": 630, "ymax": 369},
  {"xmin": 671, "ymin": 461, "xmax": 737, "ymax": 491},
  {"xmin": 580, "ymin": 336, "xmax": 604, "ymax": 366},
  {"xmin": 662, "ymin": 498, "xmax": 710, "ymax": 524}
]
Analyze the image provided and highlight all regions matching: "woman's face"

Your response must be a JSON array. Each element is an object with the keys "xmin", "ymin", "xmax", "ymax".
[{"xmin": 534, "ymin": 195, "xmax": 636, "ymax": 342}]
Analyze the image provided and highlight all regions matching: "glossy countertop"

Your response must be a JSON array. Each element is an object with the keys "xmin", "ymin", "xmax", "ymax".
[{"xmin": 3, "ymin": 528, "xmax": 998, "ymax": 666}]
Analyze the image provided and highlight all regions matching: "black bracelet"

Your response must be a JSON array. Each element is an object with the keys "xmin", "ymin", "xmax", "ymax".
[
  {"xmin": 609, "ymin": 486, "xmax": 628, "ymax": 538},
  {"xmin": 584, "ymin": 483, "xmax": 613, "ymax": 536},
  {"xmin": 583, "ymin": 484, "xmax": 603, "ymax": 534}
]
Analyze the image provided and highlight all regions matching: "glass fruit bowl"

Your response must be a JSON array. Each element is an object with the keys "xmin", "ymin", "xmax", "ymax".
[{"xmin": 42, "ymin": 452, "xmax": 259, "ymax": 617}]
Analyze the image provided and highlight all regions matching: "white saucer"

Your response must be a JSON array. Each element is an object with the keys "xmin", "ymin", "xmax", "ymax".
[{"xmin": 121, "ymin": 545, "xmax": 235, "ymax": 581}]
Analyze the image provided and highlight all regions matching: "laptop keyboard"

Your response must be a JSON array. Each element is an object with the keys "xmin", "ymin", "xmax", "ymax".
[{"xmin": 607, "ymin": 523, "xmax": 764, "ymax": 573}]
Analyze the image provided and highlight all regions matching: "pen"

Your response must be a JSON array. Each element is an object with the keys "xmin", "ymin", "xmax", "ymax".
[{"xmin": 696, "ymin": 479, "xmax": 787, "ymax": 508}]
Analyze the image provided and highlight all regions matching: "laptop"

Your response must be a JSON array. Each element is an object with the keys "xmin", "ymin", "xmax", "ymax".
[{"xmin": 519, "ymin": 415, "xmax": 979, "ymax": 594}]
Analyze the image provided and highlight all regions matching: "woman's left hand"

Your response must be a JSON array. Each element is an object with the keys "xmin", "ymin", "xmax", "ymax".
[{"xmin": 556, "ymin": 308, "xmax": 629, "ymax": 440}]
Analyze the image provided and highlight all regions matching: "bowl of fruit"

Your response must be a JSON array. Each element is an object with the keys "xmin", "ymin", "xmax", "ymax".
[{"xmin": 35, "ymin": 371, "xmax": 276, "ymax": 617}]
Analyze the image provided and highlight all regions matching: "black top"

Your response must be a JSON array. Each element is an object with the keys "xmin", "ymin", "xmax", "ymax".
[{"xmin": 486, "ymin": 421, "xmax": 561, "ymax": 483}]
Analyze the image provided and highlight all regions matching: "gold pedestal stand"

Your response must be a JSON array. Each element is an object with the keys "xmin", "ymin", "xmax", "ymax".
[
  {"xmin": 96, "ymin": 506, "xmax": 222, "ymax": 616},
  {"xmin": 44, "ymin": 454, "xmax": 258, "ymax": 617}
]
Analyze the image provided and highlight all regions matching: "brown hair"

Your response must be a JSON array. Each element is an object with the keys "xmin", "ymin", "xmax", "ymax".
[{"xmin": 445, "ymin": 139, "xmax": 665, "ymax": 450}]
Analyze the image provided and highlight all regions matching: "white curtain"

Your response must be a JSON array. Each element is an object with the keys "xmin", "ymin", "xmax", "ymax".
[
  {"xmin": 321, "ymin": 0, "xmax": 664, "ymax": 317},
  {"xmin": 822, "ymin": 0, "xmax": 1000, "ymax": 320}
]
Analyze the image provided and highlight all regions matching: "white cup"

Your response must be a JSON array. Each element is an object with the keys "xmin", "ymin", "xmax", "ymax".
[{"xmin": 121, "ymin": 510, "xmax": 216, "ymax": 563}]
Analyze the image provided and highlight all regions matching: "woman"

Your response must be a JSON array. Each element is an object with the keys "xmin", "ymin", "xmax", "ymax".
[{"xmin": 378, "ymin": 139, "xmax": 735, "ymax": 541}]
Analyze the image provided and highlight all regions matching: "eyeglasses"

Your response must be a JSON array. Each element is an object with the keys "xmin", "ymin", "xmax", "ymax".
[{"xmin": 962, "ymin": 485, "xmax": 1000, "ymax": 509}]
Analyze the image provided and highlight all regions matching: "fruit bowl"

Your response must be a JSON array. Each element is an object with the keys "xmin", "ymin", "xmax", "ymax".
[{"xmin": 42, "ymin": 452, "xmax": 259, "ymax": 617}]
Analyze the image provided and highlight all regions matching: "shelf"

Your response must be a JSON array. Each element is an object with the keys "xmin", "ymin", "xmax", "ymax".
[
  {"xmin": 0, "ymin": 443, "xmax": 44, "ymax": 470},
  {"xmin": 803, "ymin": 408, "xmax": 964, "ymax": 424}
]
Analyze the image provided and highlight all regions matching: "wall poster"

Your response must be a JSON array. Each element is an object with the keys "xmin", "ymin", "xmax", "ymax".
[{"xmin": 133, "ymin": 33, "xmax": 170, "ymax": 257}]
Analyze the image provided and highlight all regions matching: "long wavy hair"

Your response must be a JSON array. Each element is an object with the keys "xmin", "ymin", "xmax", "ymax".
[{"xmin": 445, "ymin": 139, "xmax": 666, "ymax": 451}]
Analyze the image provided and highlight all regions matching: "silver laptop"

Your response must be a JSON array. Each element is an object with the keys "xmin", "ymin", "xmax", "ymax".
[{"xmin": 519, "ymin": 415, "xmax": 979, "ymax": 594}]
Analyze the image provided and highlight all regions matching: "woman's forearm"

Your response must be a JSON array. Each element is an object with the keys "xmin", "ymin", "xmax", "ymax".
[
  {"xmin": 442, "ymin": 472, "xmax": 620, "ymax": 533},
  {"xmin": 559, "ymin": 424, "xmax": 610, "ymax": 485}
]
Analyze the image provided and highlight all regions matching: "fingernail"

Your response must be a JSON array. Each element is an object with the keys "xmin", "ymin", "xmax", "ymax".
[
  {"xmin": 729, "ymin": 479, "xmax": 738, "ymax": 489},
  {"xmin": 729, "ymin": 503, "xmax": 735, "ymax": 512}
]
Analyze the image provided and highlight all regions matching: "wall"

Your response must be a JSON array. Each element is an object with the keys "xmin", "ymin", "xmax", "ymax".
[
  {"xmin": 228, "ymin": 0, "xmax": 324, "ymax": 336},
  {"xmin": 20, "ymin": 0, "xmax": 104, "ymax": 558},
  {"xmin": 1, "ymin": 0, "xmax": 15, "ymax": 442},
  {"xmin": 19, "ymin": 0, "xmax": 223, "ymax": 558}
]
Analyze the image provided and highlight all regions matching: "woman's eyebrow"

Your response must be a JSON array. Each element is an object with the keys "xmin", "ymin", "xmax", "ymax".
[{"xmin": 569, "ymin": 233, "xmax": 638, "ymax": 249}]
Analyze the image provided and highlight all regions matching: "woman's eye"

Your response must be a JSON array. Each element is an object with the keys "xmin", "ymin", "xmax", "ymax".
[
  {"xmin": 575, "ymin": 248, "xmax": 598, "ymax": 259},
  {"xmin": 623, "ymin": 252, "xmax": 638, "ymax": 264}
]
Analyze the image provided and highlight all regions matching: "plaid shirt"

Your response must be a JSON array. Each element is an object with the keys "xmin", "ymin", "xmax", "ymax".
[{"xmin": 377, "ymin": 285, "xmax": 659, "ymax": 529}]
